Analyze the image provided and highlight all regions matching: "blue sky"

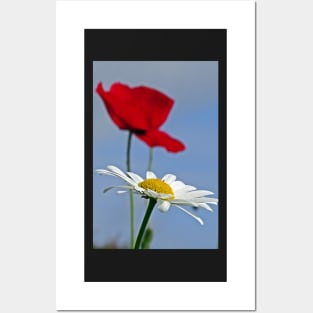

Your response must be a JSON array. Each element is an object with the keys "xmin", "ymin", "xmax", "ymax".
[{"xmin": 93, "ymin": 61, "xmax": 218, "ymax": 249}]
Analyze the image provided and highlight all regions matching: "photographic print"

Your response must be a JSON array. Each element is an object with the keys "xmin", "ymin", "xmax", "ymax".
[{"xmin": 93, "ymin": 61, "xmax": 219, "ymax": 250}]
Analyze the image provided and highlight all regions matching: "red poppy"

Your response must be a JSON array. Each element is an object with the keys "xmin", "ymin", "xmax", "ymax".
[{"xmin": 96, "ymin": 82, "xmax": 185, "ymax": 152}]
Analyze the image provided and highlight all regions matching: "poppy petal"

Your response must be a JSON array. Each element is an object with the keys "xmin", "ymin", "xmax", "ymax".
[
  {"xmin": 96, "ymin": 82, "xmax": 174, "ymax": 131},
  {"xmin": 131, "ymin": 85, "xmax": 174, "ymax": 129},
  {"xmin": 96, "ymin": 82, "xmax": 130, "ymax": 129},
  {"xmin": 136, "ymin": 129, "xmax": 185, "ymax": 153}
]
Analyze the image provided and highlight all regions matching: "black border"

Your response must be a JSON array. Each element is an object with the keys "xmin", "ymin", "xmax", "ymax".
[{"xmin": 85, "ymin": 29, "xmax": 227, "ymax": 282}]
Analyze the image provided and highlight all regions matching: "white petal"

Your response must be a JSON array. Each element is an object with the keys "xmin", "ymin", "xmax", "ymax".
[
  {"xmin": 174, "ymin": 205, "xmax": 204, "ymax": 225},
  {"xmin": 127, "ymin": 171, "xmax": 144, "ymax": 184},
  {"xmin": 174, "ymin": 185, "xmax": 197, "ymax": 195},
  {"xmin": 175, "ymin": 196, "xmax": 218, "ymax": 204},
  {"xmin": 162, "ymin": 174, "xmax": 176, "ymax": 184},
  {"xmin": 198, "ymin": 203, "xmax": 214, "ymax": 212},
  {"xmin": 171, "ymin": 199, "xmax": 199, "ymax": 206},
  {"xmin": 145, "ymin": 189, "xmax": 158, "ymax": 198},
  {"xmin": 188, "ymin": 197, "xmax": 218, "ymax": 204},
  {"xmin": 144, "ymin": 189, "xmax": 173, "ymax": 200},
  {"xmin": 158, "ymin": 200, "xmax": 171, "ymax": 212},
  {"xmin": 181, "ymin": 185, "xmax": 197, "ymax": 191},
  {"xmin": 134, "ymin": 186, "xmax": 145, "ymax": 193},
  {"xmin": 183, "ymin": 190, "xmax": 214, "ymax": 198},
  {"xmin": 172, "ymin": 183, "xmax": 197, "ymax": 193},
  {"xmin": 102, "ymin": 166, "xmax": 136, "ymax": 186},
  {"xmin": 116, "ymin": 190, "xmax": 129, "ymax": 194},
  {"xmin": 96, "ymin": 169, "xmax": 112, "ymax": 175},
  {"xmin": 96, "ymin": 169, "xmax": 130, "ymax": 181},
  {"xmin": 102, "ymin": 185, "xmax": 133, "ymax": 194},
  {"xmin": 159, "ymin": 193, "xmax": 175, "ymax": 200},
  {"xmin": 107, "ymin": 165, "xmax": 127, "ymax": 177},
  {"xmin": 146, "ymin": 171, "xmax": 157, "ymax": 179},
  {"xmin": 170, "ymin": 181, "xmax": 186, "ymax": 190}
]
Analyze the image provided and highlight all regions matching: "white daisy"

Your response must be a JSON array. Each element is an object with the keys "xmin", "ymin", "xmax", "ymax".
[{"xmin": 96, "ymin": 165, "xmax": 218, "ymax": 225}]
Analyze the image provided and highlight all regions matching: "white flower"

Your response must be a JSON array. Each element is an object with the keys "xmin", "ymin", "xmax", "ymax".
[{"xmin": 96, "ymin": 165, "xmax": 218, "ymax": 225}]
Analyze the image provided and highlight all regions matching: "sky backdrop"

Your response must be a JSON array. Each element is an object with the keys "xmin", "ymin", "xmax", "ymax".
[{"xmin": 93, "ymin": 61, "xmax": 218, "ymax": 249}]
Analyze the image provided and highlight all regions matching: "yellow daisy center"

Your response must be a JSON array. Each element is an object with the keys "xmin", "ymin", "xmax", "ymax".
[{"xmin": 138, "ymin": 178, "xmax": 174, "ymax": 200}]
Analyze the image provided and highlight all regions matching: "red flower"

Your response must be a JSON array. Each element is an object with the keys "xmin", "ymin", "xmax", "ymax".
[{"xmin": 96, "ymin": 82, "xmax": 185, "ymax": 153}]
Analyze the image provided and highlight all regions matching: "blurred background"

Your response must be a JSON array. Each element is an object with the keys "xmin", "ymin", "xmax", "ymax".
[{"xmin": 93, "ymin": 61, "xmax": 218, "ymax": 249}]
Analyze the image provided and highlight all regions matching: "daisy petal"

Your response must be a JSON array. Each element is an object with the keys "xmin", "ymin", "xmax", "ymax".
[
  {"xmin": 174, "ymin": 185, "xmax": 197, "ymax": 194},
  {"xmin": 145, "ymin": 189, "xmax": 159, "ymax": 198},
  {"xmin": 102, "ymin": 186, "xmax": 117, "ymax": 194},
  {"xmin": 172, "ymin": 199, "xmax": 199, "ymax": 206},
  {"xmin": 107, "ymin": 165, "xmax": 127, "ymax": 177},
  {"xmin": 174, "ymin": 205, "xmax": 204, "ymax": 225},
  {"xmin": 170, "ymin": 180, "xmax": 186, "ymax": 190},
  {"xmin": 183, "ymin": 190, "xmax": 214, "ymax": 198},
  {"xmin": 96, "ymin": 169, "xmax": 112, "ymax": 175},
  {"xmin": 103, "ymin": 185, "xmax": 133, "ymax": 194},
  {"xmin": 101, "ymin": 166, "xmax": 137, "ymax": 186},
  {"xmin": 127, "ymin": 171, "xmax": 144, "ymax": 183},
  {"xmin": 116, "ymin": 190, "xmax": 129, "ymax": 194},
  {"xmin": 198, "ymin": 203, "xmax": 214, "ymax": 211},
  {"xmin": 159, "ymin": 193, "xmax": 175, "ymax": 200},
  {"xmin": 162, "ymin": 174, "xmax": 176, "ymax": 184},
  {"xmin": 158, "ymin": 200, "xmax": 171, "ymax": 212},
  {"xmin": 134, "ymin": 186, "xmax": 145, "ymax": 193},
  {"xmin": 146, "ymin": 171, "xmax": 157, "ymax": 179},
  {"xmin": 188, "ymin": 197, "xmax": 218, "ymax": 204},
  {"xmin": 96, "ymin": 169, "xmax": 133, "ymax": 183}
]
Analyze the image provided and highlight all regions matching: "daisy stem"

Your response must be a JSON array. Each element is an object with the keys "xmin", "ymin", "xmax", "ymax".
[
  {"xmin": 126, "ymin": 131, "xmax": 135, "ymax": 248},
  {"xmin": 147, "ymin": 148, "xmax": 153, "ymax": 171},
  {"xmin": 134, "ymin": 198, "xmax": 156, "ymax": 249}
]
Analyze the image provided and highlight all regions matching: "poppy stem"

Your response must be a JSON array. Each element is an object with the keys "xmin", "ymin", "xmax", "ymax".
[
  {"xmin": 147, "ymin": 148, "xmax": 153, "ymax": 172},
  {"xmin": 134, "ymin": 198, "xmax": 156, "ymax": 249},
  {"xmin": 126, "ymin": 131, "xmax": 135, "ymax": 248}
]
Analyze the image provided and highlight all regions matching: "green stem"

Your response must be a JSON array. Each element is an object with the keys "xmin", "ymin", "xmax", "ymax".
[
  {"xmin": 147, "ymin": 148, "xmax": 153, "ymax": 172},
  {"xmin": 134, "ymin": 198, "xmax": 156, "ymax": 249},
  {"xmin": 126, "ymin": 131, "xmax": 133, "ymax": 171},
  {"xmin": 126, "ymin": 131, "xmax": 135, "ymax": 248}
]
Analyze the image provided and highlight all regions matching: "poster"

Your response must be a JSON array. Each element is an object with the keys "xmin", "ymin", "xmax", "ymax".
[{"xmin": 56, "ymin": 1, "xmax": 255, "ymax": 310}]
